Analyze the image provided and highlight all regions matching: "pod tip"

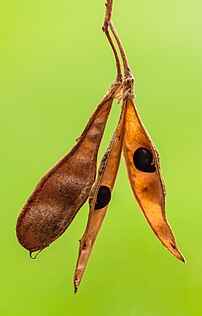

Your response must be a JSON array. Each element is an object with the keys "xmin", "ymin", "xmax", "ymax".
[
  {"xmin": 74, "ymin": 275, "xmax": 80, "ymax": 294},
  {"xmin": 179, "ymin": 253, "xmax": 186, "ymax": 263},
  {"xmin": 74, "ymin": 286, "xmax": 78, "ymax": 294},
  {"xmin": 168, "ymin": 243, "xmax": 186, "ymax": 263}
]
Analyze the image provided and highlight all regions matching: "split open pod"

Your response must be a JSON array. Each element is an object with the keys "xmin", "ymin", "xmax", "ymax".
[
  {"xmin": 74, "ymin": 101, "xmax": 126, "ymax": 293},
  {"xmin": 123, "ymin": 98, "xmax": 185, "ymax": 262}
]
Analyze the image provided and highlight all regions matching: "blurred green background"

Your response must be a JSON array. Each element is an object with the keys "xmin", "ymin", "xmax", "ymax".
[{"xmin": 1, "ymin": 0, "xmax": 201, "ymax": 315}]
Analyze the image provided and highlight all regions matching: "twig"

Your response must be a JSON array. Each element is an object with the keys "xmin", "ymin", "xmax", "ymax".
[
  {"xmin": 103, "ymin": 0, "xmax": 133, "ymax": 79},
  {"xmin": 102, "ymin": 1, "xmax": 122, "ymax": 81}
]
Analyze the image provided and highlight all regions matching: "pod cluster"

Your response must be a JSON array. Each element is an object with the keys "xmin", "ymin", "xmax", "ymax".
[{"xmin": 16, "ymin": 0, "xmax": 184, "ymax": 295}]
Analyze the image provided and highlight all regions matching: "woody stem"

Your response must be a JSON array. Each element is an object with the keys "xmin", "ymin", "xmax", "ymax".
[
  {"xmin": 102, "ymin": 1, "xmax": 122, "ymax": 81},
  {"xmin": 103, "ymin": 0, "xmax": 133, "ymax": 79}
]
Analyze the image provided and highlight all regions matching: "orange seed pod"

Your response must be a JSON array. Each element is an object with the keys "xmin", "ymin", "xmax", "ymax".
[
  {"xmin": 123, "ymin": 98, "xmax": 185, "ymax": 262},
  {"xmin": 74, "ymin": 102, "xmax": 126, "ymax": 293}
]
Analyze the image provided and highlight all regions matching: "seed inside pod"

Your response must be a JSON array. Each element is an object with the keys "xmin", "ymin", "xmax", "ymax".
[
  {"xmin": 95, "ymin": 186, "xmax": 111, "ymax": 210},
  {"xmin": 133, "ymin": 147, "xmax": 156, "ymax": 173}
]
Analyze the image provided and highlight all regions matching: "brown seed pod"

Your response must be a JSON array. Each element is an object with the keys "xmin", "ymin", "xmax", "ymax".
[
  {"xmin": 74, "ymin": 102, "xmax": 126, "ymax": 293},
  {"xmin": 123, "ymin": 98, "xmax": 185, "ymax": 262},
  {"xmin": 16, "ymin": 82, "xmax": 121, "ymax": 253}
]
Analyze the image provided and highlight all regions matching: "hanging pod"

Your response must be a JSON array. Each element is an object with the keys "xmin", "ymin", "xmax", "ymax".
[
  {"xmin": 123, "ymin": 98, "xmax": 185, "ymax": 262},
  {"xmin": 74, "ymin": 101, "xmax": 126, "ymax": 293},
  {"xmin": 16, "ymin": 82, "xmax": 121, "ymax": 253}
]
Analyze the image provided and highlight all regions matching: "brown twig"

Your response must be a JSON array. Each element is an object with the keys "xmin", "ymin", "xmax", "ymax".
[
  {"xmin": 102, "ymin": 0, "xmax": 133, "ymax": 79},
  {"xmin": 102, "ymin": 0, "xmax": 113, "ymax": 31},
  {"xmin": 105, "ymin": 29, "xmax": 122, "ymax": 82},
  {"xmin": 102, "ymin": 1, "xmax": 122, "ymax": 81},
  {"xmin": 109, "ymin": 20, "xmax": 132, "ymax": 79}
]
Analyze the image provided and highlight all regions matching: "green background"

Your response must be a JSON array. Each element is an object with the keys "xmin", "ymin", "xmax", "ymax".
[{"xmin": 1, "ymin": 0, "xmax": 201, "ymax": 315}]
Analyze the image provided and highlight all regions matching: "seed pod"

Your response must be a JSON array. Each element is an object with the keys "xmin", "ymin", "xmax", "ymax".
[
  {"xmin": 74, "ymin": 102, "xmax": 126, "ymax": 293},
  {"xmin": 16, "ymin": 82, "xmax": 121, "ymax": 253},
  {"xmin": 123, "ymin": 98, "xmax": 184, "ymax": 262}
]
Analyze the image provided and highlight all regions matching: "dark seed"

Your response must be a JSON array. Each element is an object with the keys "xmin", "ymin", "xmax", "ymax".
[
  {"xmin": 133, "ymin": 147, "xmax": 156, "ymax": 173},
  {"xmin": 95, "ymin": 186, "xmax": 111, "ymax": 210}
]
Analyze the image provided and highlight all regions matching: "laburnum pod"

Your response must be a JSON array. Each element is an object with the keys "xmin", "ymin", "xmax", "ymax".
[
  {"xmin": 74, "ymin": 102, "xmax": 126, "ymax": 293},
  {"xmin": 16, "ymin": 82, "xmax": 121, "ymax": 253},
  {"xmin": 123, "ymin": 98, "xmax": 185, "ymax": 262}
]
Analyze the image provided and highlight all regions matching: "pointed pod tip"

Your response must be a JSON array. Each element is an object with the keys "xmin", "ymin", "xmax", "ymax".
[
  {"xmin": 179, "ymin": 253, "xmax": 186, "ymax": 264},
  {"xmin": 165, "ymin": 241, "xmax": 185, "ymax": 263},
  {"xmin": 74, "ymin": 275, "xmax": 80, "ymax": 294},
  {"xmin": 169, "ymin": 245, "xmax": 186, "ymax": 263}
]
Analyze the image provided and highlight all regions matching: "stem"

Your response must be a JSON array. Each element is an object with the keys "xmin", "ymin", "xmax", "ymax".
[
  {"xmin": 102, "ymin": 0, "xmax": 113, "ymax": 32},
  {"xmin": 102, "ymin": 1, "xmax": 122, "ymax": 81},
  {"xmin": 105, "ymin": 30, "xmax": 122, "ymax": 81},
  {"xmin": 103, "ymin": 0, "xmax": 133, "ymax": 79},
  {"xmin": 109, "ymin": 20, "xmax": 132, "ymax": 79}
]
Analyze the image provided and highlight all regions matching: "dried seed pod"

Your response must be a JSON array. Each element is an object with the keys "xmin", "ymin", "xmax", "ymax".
[
  {"xmin": 123, "ymin": 98, "xmax": 185, "ymax": 262},
  {"xmin": 16, "ymin": 82, "xmax": 121, "ymax": 253},
  {"xmin": 74, "ymin": 103, "xmax": 126, "ymax": 293}
]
